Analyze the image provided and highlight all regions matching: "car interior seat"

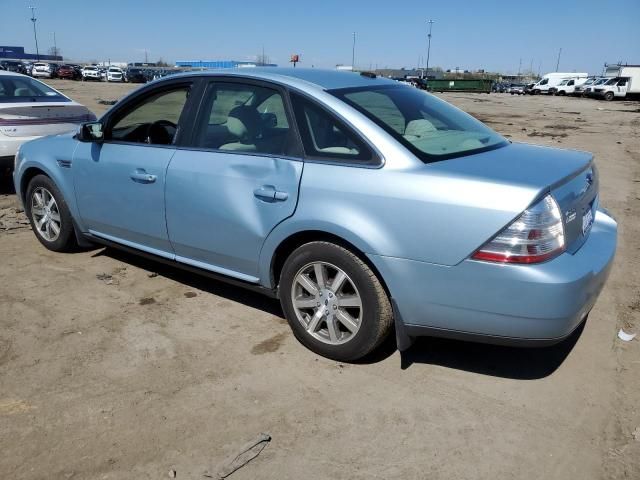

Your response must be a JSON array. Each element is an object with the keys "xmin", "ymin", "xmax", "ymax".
[{"xmin": 219, "ymin": 106, "xmax": 261, "ymax": 152}]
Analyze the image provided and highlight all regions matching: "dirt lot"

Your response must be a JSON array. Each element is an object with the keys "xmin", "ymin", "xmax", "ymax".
[{"xmin": 1, "ymin": 80, "xmax": 639, "ymax": 479}]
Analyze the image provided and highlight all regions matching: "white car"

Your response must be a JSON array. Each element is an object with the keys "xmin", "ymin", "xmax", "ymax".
[
  {"xmin": 81, "ymin": 66, "xmax": 102, "ymax": 81},
  {"xmin": 106, "ymin": 67, "xmax": 124, "ymax": 82},
  {"xmin": 0, "ymin": 71, "xmax": 95, "ymax": 169},
  {"xmin": 31, "ymin": 62, "xmax": 53, "ymax": 78}
]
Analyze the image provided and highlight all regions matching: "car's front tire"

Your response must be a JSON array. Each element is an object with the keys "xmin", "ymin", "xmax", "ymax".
[
  {"xmin": 25, "ymin": 175, "xmax": 77, "ymax": 252},
  {"xmin": 279, "ymin": 241, "xmax": 393, "ymax": 362}
]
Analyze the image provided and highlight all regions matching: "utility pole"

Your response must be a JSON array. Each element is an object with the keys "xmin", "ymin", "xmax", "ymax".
[
  {"xmin": 351, "ymin": 32, "xmax": 356, "ymax": 70},
  {"xmin": 53, "ymin": 31, "xmax": 57, "ymax": 58},
  {"xmin": 425, "ymin": 19, "xmax": 434, "ymax": 81},
  {"xmin": 518, "ymin": 58, "xmax": 522, "ymax": 77},
  {"xmin": 145, "ymin": 49, "xmax": 148, "ymax": 64},
  {"xmin": 29, "ymin": 6, "xmax": 39, "ymax": 61},
  {"xmin": 556, "ymin": 47, "xmax": 562, "ymax": 72}
]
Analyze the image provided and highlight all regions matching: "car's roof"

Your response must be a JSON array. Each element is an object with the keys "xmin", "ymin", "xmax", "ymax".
[{"xmin": 162, "ymin": 68, "xmax": 397, "ymax": 92}]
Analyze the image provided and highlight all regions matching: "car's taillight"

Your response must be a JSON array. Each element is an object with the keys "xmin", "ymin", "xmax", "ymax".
[{"xmin": 472, "ymin": 194, "xmax": 565, "ymax": 264}]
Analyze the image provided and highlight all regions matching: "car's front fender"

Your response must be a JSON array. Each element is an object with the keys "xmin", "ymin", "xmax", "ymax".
[{"xmin": 14, "ymin": 133, "xmax": 84, "ymax": 229}]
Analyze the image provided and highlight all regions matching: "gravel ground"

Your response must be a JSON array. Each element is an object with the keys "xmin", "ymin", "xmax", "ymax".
[{"xmin": 1, "ymin": 80, "xmax": 638, "ymax": 479}]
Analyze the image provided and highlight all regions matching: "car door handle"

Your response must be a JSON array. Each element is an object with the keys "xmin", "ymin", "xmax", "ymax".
[
  {"xmin": 253, "ymin": 185, "xmax": 288, "ymax": 202},
  {"xmin": 130, "ymin": 169, "xmax": 157, "ymax": 184}
]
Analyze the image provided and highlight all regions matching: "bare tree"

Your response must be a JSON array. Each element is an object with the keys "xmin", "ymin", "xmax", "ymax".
[{"xmin": 48, "ymin": 46, "xmax": 62, "ymax": 58}]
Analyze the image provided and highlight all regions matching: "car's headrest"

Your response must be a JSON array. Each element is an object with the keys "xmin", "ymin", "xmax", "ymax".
[{"xmin": 226, "ymin": 106, "xmax": 261, "ymax": 143}]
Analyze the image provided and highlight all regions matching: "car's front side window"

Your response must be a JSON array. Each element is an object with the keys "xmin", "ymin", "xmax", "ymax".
[
  {"xmin": 109, "ymin": 87, "xmax": 190, "ymax": 145},
  {"xmin": 192, "ymin": 82, "xmax": 293, "ymax": 156},
  {"xmin": 331, "ymin": 84, "xmax": 507, "ymax": 161}
]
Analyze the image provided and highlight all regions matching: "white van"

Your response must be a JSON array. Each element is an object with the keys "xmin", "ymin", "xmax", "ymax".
[
  {"xmin": 552, "ymin": 77, "xmax": 588, "ymax": 96},
  {"xmin": 594, "ymin": 65, "xmax": 640, "ymax": 100},
  {"xmin": 531, "ymin": 72, "xmax": 589, "ymax": 95}
]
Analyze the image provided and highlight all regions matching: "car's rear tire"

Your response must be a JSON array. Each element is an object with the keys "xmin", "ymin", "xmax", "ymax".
[
  {"xmin": 279, "ymin": 241, "xmax": 393, "ymax": 362},
  {"xmin": 25, "ymin": 175, "xmax": 77, "ymax": 252}
]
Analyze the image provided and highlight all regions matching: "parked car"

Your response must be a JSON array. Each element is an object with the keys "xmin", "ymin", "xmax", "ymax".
[
  {"xmin": 573, "ymin": 77, "xmax": 600, "ymax": 96},
  {"xmin": 106, "ymin": 67, "xmax": 125, "ymax": 82},
  {"xmin": 22, "ymin": 62, "xmax": 34, "ymax": 76},
  {"xmin": 12, "ymin": 69, "xmax": 617, "ymax": 361},
  {"xmin": 523, "ymin": 82, "xmax": 536, "ymax": 94},
  {"xmin": 81, "ymin": 66, "xmax": 102, "ymax": 81},
  {"xmin": 0, "ymin": 71, "xmax": 95, "ymax": 169},
  {"xmin": 583, "ymin": 77, "xmax": 610, "ymax": 97},
  {"xmin": 56, "ymin": 64, "xmax": 80, "ymax": 80},
  {"xmin": 125, "ymin": 67, "xmax": 147, "ymax": 83},
  {"xmin": 509, "ymin": 83, "xmax": 525, "ymax": 95},
  {"xmin": 0, "ymin": 60, "xmax": 28, "ymax": 75},
  {"xmin": 31, "ymin": 62, "xmax": 53, "ymax": 78}
]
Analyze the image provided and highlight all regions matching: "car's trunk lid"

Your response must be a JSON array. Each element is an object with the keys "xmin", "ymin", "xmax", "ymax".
[
  {"xmin": 0, "ymin": 103, "xmax": 94, "ymax": 137},
  {"xmin": 427, "ymin": 141, "xmax": 597, "ymax": 254}
]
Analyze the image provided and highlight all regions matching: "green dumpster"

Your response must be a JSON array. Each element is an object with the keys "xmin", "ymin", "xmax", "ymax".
[{"xmin": 425, "ymin": 79, "xmax": 493, "ymax": 93}]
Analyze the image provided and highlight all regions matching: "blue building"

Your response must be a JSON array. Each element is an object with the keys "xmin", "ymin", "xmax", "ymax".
[
  {"xmin": 175, "ymin": 60, "xmax": 277, "ymax": 69},
  {"xmin": 0, "ymin": 45, "xmax": 62, "ymax": 62}
]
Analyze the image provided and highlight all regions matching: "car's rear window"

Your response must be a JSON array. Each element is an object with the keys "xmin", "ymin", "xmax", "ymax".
[
  {"xmin": 0, "ymin": 76, "xmax": 69, "ymax": 103},
  {"xmin": 330, "ymin": 84, "xmax": 507, "ymax": 162}
]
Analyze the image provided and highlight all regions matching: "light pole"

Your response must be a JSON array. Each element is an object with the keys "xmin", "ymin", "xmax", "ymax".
[
  {"xmin": 53, "ymin": 31, "xmax": 58, "ymax": 58},
  {"xmin": 29, "ymin": 6, "xmax": 39, "ymax": 61},
  {"xmin": 351, "ymin": 32, "xmax": 356, "ymax": 70},
  {"xmin": 425, "ymin": 20, "xmax": 434, "ymax": 80},
  {"xmin": 556, "ymin": 47, "xmax": 562, "ymax": 72}
]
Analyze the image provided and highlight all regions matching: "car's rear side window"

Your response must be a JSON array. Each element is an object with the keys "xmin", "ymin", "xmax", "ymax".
[
  {"xmin": 289, "ymin": 92, "xmax": 374, "ymax": 163},
  {"xmin": 192, "ymin": 82, "xmax": 295, "ymax": 156},
  {"xmin": 0, "ymin": 76, "xmax": 68, "ymax": 103}
]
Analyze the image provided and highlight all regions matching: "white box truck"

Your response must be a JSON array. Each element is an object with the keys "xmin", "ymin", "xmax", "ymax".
[
  {"xmin": 593, "ymin": 64, "xmax": 640, "ymax": 100},
  {"xmin": 531, "ymin": 72, "xmax": 589, "ymax": 95}
]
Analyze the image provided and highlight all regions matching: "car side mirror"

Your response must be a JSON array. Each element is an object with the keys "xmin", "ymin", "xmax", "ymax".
[{"xmin": 78, "ymin": 121, "xmax": 104, "ymax": 142}]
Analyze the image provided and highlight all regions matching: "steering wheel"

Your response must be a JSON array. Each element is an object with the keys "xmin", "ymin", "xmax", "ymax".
[{"xmin": 144, "ymin": 120, "xmax": 177, "ymax": 145}]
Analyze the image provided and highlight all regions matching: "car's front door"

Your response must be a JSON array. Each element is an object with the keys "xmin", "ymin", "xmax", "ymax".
[
  {"xmin": 74, "ymin": 83, "xmax": 193, "ymax": 256},
  {"xmin": 165, "ymin": 80, "xmax": 303, "ymax": 281}
]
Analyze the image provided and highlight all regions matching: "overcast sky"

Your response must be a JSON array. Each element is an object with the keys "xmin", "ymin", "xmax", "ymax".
[{"xmin": 2, "ymin": 0, "xmax": 639, "ymax": 74}]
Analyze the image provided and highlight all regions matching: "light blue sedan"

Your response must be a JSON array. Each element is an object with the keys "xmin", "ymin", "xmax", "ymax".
[{"xmin": 13, "ymin": 69, "xmax": 617, "ymax": 361}]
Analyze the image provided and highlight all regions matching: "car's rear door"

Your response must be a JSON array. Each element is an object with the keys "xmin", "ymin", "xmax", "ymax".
[
  {"xmin": 165, "ymin": 78, "xmax": 303, "ymax": 282},
  {"xmin": 73, "ymin": 80, "xmax": 197, "ymax": 257}
]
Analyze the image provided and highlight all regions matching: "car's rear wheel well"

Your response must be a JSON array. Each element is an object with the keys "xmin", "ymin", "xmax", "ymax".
[
  {"xmin": 271, "ymin": 231, "xmax": 391, "ymax": 299},
  {"xmin": 20, "ymin": 167, "xmax": 48, "ymax": 203}
]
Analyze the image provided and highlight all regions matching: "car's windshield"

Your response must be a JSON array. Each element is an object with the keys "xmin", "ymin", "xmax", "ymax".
[
  {"xmin": 0, "ymin": 76, "xmax": 69, "ymax": 103},
  {"xmin": 331, "ymin": 84, "xmax": 507, "ymax": 161},
  {"xmin": 558, "ymin": 80, "xmax": 569, "ymax": 86},
  {"xmin": 605, "ymin": 77, "xmax": 619, "ymax": 85}
]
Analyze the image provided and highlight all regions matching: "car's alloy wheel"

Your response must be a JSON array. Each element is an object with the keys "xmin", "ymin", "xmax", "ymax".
[
  {"xmin": 26, "ymin": 174, "xmax": 77, "ymax": 252},
  {"xmin": 291, "ymin": 261, "xmax": 363, "ymax": 345},
  {"xmin": 280, "ymin": 241, "xmax": 393, "ymax": 361},
  {"xmin": 30, "ymin": 187, "xmax": 61, "ymax": 242}
]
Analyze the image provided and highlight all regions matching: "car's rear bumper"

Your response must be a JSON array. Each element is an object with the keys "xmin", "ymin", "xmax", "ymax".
[{"xmin": 369, "ymin": 209, "xmax": 617, "ymax": 345}]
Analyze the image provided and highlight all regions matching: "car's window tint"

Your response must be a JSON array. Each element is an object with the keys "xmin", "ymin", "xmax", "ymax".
[
  {"xmin": 290, "ymin": 93, "xmax": 372, "ymax": 162},
  {"xmin": 110, "ymin": 87, "xmax": 189, "ymax": 145},
  {"xmin": 193, "ymin": 82, "xmax": 292, "ymax": 155},
  {"xmin": 331, "ymin": 84, "xmax": 507, "ymax": 161}
]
